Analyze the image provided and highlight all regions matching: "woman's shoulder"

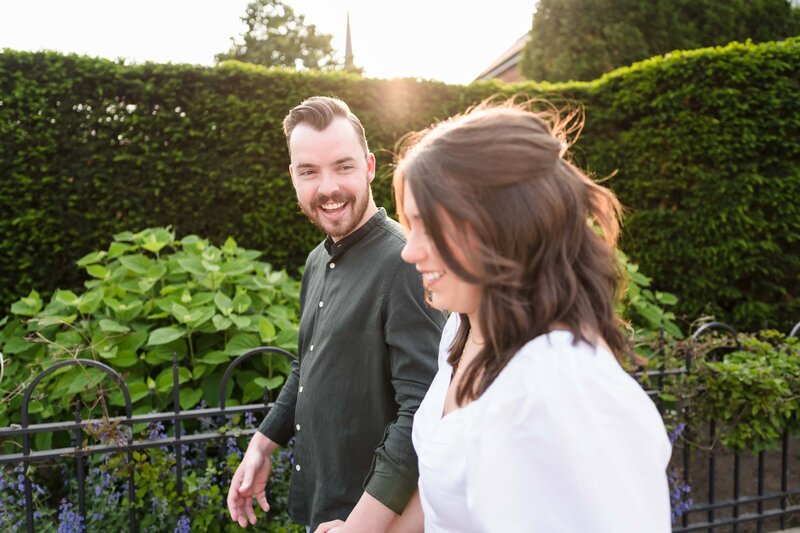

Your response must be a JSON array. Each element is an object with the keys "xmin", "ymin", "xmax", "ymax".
[{"xmin": 483, "ymin": 330, "xmax": 664, "ymax": 428}]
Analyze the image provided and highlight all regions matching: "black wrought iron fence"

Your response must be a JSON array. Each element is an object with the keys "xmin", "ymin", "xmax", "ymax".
[
  {"xmin": 634, "ymin": 321, "xmax": 800, "ymax": 532},
  {"xmin": 2, "ymin": 325, "xmax": 800, "ymax": 532},
  {"xmin": 0, "ymin": 346, "xmax": 293, "ymax": 532}
]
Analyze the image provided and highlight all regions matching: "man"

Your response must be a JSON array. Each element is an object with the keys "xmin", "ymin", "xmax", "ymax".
[{"xmin": 227, "ymin": 96, "xmax": 445, "ymax": 531}]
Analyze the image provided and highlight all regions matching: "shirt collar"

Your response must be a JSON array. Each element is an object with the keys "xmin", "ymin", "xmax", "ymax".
[{"xmin": 324, "ymin": 208, "xmax": 387, "ymax": 257}]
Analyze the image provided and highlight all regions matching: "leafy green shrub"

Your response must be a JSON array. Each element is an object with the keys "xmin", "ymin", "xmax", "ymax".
[
  {"xmin": 680, "ymin": 330, "xmax": 800, "ymax": 451},
  {"xmin": 0, "ymin": 227, "xmax": 300, "ymax": 448},
  {"xmin": 650, "ymin": 329, "xmax": 800, "ymax": 452},
  {"xmin": 617, "ymin": 249, "xmax": 683, "ymax": 358}
]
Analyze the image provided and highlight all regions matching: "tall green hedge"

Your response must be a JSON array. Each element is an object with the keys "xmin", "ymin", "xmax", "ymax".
[
  {"xmin": 579, "ymin": 38, "xmax": 800, "ymax": 329},
  {"xmin": 1, "ymin": 38, "xmax": 798, "ymax": 330}
]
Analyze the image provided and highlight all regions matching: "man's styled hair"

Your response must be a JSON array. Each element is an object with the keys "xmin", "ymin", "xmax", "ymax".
[
  {"xmin": 394, "ymin": 99, "xmax": 632, "ymax": 404},
  {"xmin": 282, "ymin": 96, "xmax": 369, "ymax": 156}
]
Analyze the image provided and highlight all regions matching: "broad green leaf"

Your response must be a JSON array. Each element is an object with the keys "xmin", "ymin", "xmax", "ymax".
[
  {"xmin": 141, "ymin": 228, "xmax": 173, "ymax": 253},
  {"xmin": 118, "ymin": 254, "xmax": 153, "ymax": 274},
  {"xmin": 156, "ymin": 366, "xmax": 191, "ymax": 392},
  {"xmin": 212, "ymin": 315, "xmax": 232, "ymax": 331},
  {"xmin": 108, "ymin": 242, "xmax": 132, "ymax": 258},
  {"xmin": 189, "ymin": 291, "xmax": 215, "ymax": 307},
  {"xmin": 86, "ymin": 264, "xmax": 109, "ymax": 279},
  {"xmin": 199, "ymin": 271, "xmax": 227, "ymax": 290},
  {"xmin": 3, "ymin": 336, "xmax": 38, "ymax": 354},
  {"xmin": 202, "ymin": 259, "xmax": 220, "ymax": 272},
  {"xmin": 179, "ymin": 387, "xmax": 203, "ymax": 410},
  {"xmin": 233, "ymin": 293, "xmax": 252, "ymax": 314},
  {"xmin": 220, "ymin": 260, "xmax": 253, "ymax": 276},
  {"xmin": 275, "ymin": 329, "xmax": 298, "ymax": 352},
  {"xmin": 113, "ymin": 350, "xmax": 140, "ymax": 368},
  {"xmin": 10, "ymin": 290, "xmax": 43, "ymax": 316},
  {"xmin": 214, "ymin": 292, "xmax": 234, "ymax": 316},
  {"xmin": 240, "ymin": 250, "xmax": 262, "ymax": 261},
  {"xmin": 224, "ymin": 333, "xmax": 261, "ymax": 356},
  {"xmin": 67, "ymin": 369, "xmax": 104, "ymax": 394},
  {"xmin": 114, "ymin": 299, "xmax": 144, "ymax": 322},
  {"xmin": 76, "ymin": 250, "xmax": 107, "ymax": 267},
  {"xmin": 258, "ymin": 317, "xmax": 276, "ymax": 342},
  {"xmin": 137, "ymin": 278, "xmax": 158, "ymax": 293},
  {"xmin": 230, "ymin": 314, "xmax": 250, "ymax": 329},
  {"xmin": 98, "ymin": 345, "xmax": 118, "ymax": 360},
  {"xmin": 147, "ymin": 327, "xmax": 184, "ymax": 346},
  {"xmin": 267, "ymin": 305, "xmax": 293, "ymax": 320},
  {"xmin": 171, "ymin": 303, "xmax": 192, "ymax": 323},
  {"xmin": 111, "ymin": 381, "xmax": 146, "ymax": 406},
  {"xmin": 144, "ymin": 349, "xmax": 175, "ymax": 365},
  {"xmin": 180, "ymin": 234, "xmax": 202, "ymax": 247},
  {"xmin": 99, "ymin": 319, "xmax": 130, "ymax": 334},
  {"xmin": 113, "ymin": 231, "xmax": 136, "ymax": 242},
  {"xmin": 35, "ymin": 432, "xmax": 53, "ymax": 452},
  {"xmin": 254, "ymin": 376, "xmax": 285, "ymax": 391},
  {"xmin": 656, "ymin": 292, "xmax": 679, "ymax": 306},
  {"xmin": 76, "ymin": 289, "xmax": 104, "ymax": 314},
  {"xmin": 222, "ymin": 236, "xmax": 238, "ymax": 256},
  {"xmin": 199, "ymin": 350, "xmax": 229, "ymax": 365},
  {"xmin": 55, "ymin": 290, "xmax": 79, "ymax": 306},
  {"xmin": 635, "ymin": 302, "xmax": 663, "ymax": 328},
  {"xmin": 117, "ymin": 279, "xmax": 145, "ymax": 294},
  {"xmin": 177, "ymin": 256, "xmax": 206, "ymax": 276},
  {"xmin": 238, "ymin": 276, "xmax": 271, "ymax": 291},
  {"xmin": 242, "ymin": 381, "xmax": 266, "ymax": 403},
  {"xmin": 187, "ymin": 306, "xmax": 216, "ymax": 329},
  {"xmin": 146, "ymin": 263, "xmax": 168, "ymax": 279},
  {"xmin": 193, "ymin": 364, "xmax": 207, "ymax": 379}
]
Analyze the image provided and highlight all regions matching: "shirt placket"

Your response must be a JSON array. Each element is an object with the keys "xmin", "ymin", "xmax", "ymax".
[{"xmin": 294, "ymin": 252, "xmax": 338, "ymax": 483}]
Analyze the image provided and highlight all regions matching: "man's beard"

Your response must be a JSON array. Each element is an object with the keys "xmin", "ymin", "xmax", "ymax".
[{"xmin": 299, "ymin": 182, "xmax": 370, "ymax": 239}]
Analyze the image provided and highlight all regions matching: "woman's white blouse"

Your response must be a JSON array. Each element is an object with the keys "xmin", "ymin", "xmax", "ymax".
[{"xmin": 412, "ymin": 314, "xmax": 672, "ymax": 533}]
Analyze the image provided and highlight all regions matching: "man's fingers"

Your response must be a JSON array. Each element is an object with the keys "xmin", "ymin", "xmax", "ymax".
[
  {"xmin": 244, "ymin": 497, "xmax": 258, "ymax": 526},
  {"xmin": 227, "ymin": 468, "xmax": 243, "ymax": 521},
  {"xmin": 239, "ymin": 464, "xmax": 255, "ymax": 493},
  {"xmin": 255, "ymin": 490, "xmax": 271, "ymax": 513},
  {"xmin": 314, "ymin": 519, "xmax": 345, "ymax": 533}
]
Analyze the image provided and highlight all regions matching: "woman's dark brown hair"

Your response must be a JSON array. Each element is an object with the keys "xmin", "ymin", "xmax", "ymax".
[{"xmin": 394, "ymin": 99, "xmax": 631, "ymax": 404}]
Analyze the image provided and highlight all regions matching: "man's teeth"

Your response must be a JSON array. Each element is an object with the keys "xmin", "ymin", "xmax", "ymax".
[
  {"xmin": 321, "ymin": 202, "xmax": 345, "ymax": 211},
  {"xmin": 423, "ymin": 271, "xmax": 444, "ymax": 282}
]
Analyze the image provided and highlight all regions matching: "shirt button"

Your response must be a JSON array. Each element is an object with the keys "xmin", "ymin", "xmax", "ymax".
[
  {"xmin": 309, "ymin": 344, "xmax": 314, "ymax": 351},
  {"xmin": 318, "ymin": 301, "xmax": 324, "ymax": 308},
  {"xmin": 299, "ymin": 385, "xmax": 304, "ymax": 392},
  {"xmin": 295, "ymin": 464, "xmax": 301, "ymax": 472},
  {"xmin": 296, "ymin": 424, "xmax": 301, "ymax": 431},
  {"xmin": 329, "ymin": 263, "xmax": 335, "ymax": 269}
]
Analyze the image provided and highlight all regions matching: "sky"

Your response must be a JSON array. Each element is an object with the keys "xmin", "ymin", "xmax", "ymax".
[{"xmin": 0, "ymin": 0, "xmax": 537, "ymax": 85}]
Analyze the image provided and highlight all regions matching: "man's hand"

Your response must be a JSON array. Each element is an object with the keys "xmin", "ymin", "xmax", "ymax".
[
  {"xmin": 314, "ymin": 519, "xmax": 344, "ymax": 533},
  {"xmin": 227, "ymin": 432, "xmax": 278, "ymax": 527}
]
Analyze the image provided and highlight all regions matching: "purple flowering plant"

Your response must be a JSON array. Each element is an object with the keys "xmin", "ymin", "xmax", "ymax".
[{"xmin": 0, "ymin": 412, "xmax": 300, "ymax": 532}]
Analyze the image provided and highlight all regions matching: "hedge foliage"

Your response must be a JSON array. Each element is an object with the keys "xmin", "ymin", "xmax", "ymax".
[
  {"xmin": 1, "ymin": 38, "xmax": 798, "ymax": 329},
  {"xmin": 581, "ymin": 38, "xmax": 800, "ymax": 330}
]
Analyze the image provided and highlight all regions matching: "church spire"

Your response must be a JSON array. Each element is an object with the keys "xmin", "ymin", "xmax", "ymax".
[{"xmin": 345, "ymin": 11, "xmax": 354, "ymax": 69}]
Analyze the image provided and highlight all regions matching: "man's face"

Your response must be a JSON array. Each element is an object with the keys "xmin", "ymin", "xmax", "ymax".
[{"xmin": 289, "ymin": 118, "xmax": 375, "ymax": 240}]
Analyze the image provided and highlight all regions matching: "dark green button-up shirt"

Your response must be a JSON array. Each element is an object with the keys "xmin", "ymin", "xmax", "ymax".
[{"xmin": 258, "ymin": 208, "xmax": 445, "ymax": 529}]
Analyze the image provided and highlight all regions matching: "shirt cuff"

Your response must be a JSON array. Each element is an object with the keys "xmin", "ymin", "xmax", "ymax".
[
  {"xmin": 363, "ymin": 455, "xmax": 417, "ymax": 515},
  {"xmin": 257, "ymin": 408, "xmax": 294, "ymax": 446}
]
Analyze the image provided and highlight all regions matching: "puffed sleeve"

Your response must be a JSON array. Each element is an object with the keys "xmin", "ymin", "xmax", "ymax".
[{"xmin": 464, "ymin": 343, "xmax": 672, "ymax": 533}]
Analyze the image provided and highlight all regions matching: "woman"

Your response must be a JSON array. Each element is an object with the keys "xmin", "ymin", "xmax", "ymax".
[{"xmin": 392, "ymin": 101, "xmax": 670, "ymax": 532}]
